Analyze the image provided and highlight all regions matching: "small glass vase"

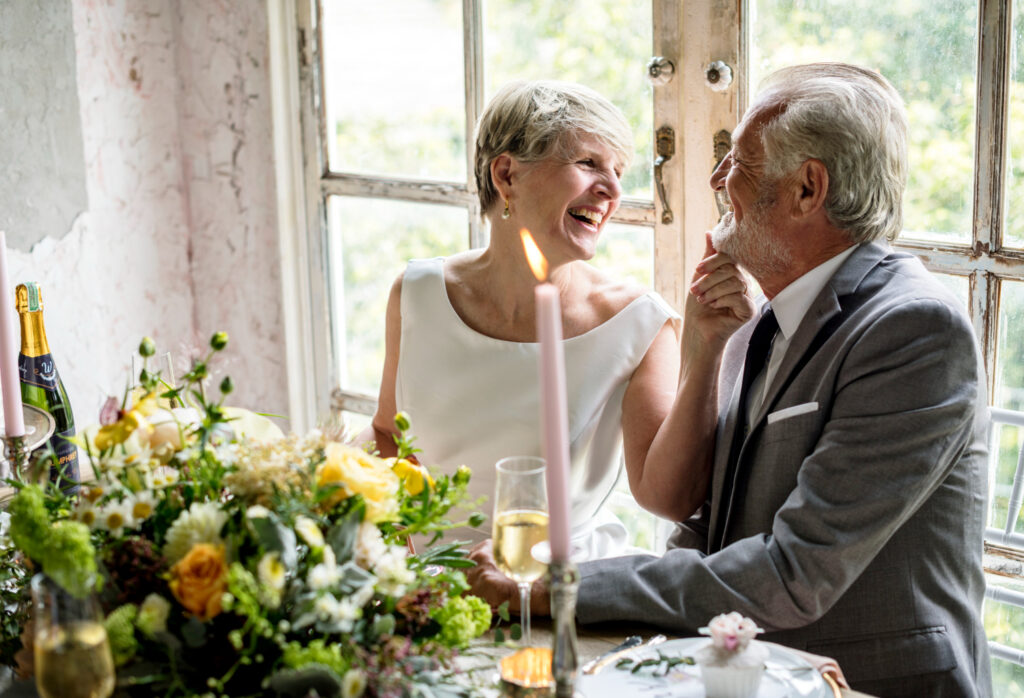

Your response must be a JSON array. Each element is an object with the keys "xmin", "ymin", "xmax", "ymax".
[{"xmin": 30, "ymin": 573, "xmax": 115, "ymax": 698}]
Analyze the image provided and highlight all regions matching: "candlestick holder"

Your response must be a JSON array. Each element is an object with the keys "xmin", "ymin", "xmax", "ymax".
[
  {"xmin": 548, "ymin": 560, "xmax": 580, "ymax": 698},
  {"xmin": 0, "ymin": 405, "xmax": 55, "ymax": 480}
]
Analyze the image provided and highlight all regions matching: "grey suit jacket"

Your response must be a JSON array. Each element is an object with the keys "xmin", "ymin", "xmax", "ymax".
[{"xmin": 577, "ymin": 243, "xmax": 992, "ymax": 697}]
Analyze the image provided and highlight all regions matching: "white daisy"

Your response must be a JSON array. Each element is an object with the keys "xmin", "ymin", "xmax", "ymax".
[{"xmin": 99, "ymin": 500, "xmax": 135, "ymax": 536}]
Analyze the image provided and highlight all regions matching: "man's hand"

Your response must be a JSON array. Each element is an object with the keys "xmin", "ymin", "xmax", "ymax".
[
  {"xmin": 467, "ymin": 540, "xmax": 551, "ymax": 617},
  {"xmin": 686, "ymin": 233, "xmax": 756, "ymax": 352}
]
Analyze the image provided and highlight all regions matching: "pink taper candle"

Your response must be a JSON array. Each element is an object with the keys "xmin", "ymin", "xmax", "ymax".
[
  {"xmin": 0, "ymin": 232, "xmax": 24, "ymax": 437},
  {"xmin": 521, "ymin": 229, "xmax": 571, "ymax": 562}
]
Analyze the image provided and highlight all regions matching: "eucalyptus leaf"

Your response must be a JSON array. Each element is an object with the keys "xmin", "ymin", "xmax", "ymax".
[
  {"xmin": 267, "ymin": 663, "xmax": 343, "ymax": 698},
  {"xmin": 337, "ymin": 561, "xmax": 375, "ymax": 596},
  {"xmin": 372, "ymin": 613, "xmax": 396, "ymax": 639},
  {"xmin": 249, "ymin": 512, "xmax": 298, "ymax": 569},
  {"xmin": 326, "ymin": 505, "xmax": 364, "ymax": 565}
]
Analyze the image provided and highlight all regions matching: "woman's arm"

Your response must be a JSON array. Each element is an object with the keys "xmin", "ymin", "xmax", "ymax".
[
  {"xmin": 622, "ymin": 235, "xmax": 755, "ymax": 521},
  {"xmin": 363, "ymin": 272, "xmax": 405, "ymax": 457}
]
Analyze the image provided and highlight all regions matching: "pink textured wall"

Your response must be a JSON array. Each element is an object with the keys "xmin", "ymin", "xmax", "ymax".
[{"xmin": 5, "ymin": 0, "xmax": 287, "ymax": 427}]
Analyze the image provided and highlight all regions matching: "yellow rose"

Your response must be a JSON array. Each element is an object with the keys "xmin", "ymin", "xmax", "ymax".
[
  {"xmin": 169, "ymin": 543, "xmax": 228, "ymax": 620},
  {"xmin": 389, "ymin": 458, "xmax": 435, "ymax": 496},
  {"xmin": 317, "ymin": 444, "xmax": 400, "ymax": 522}
]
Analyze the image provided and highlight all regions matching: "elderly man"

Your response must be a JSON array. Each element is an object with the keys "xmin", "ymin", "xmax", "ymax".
[{"xmin": 468, "ymin": 63, "xmax": 991, "ymax": 697}]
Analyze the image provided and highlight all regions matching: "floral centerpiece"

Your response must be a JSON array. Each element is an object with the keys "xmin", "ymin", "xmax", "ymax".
[{"xmin": 0, "ymin": 333, "xmax": 492, "ymax": 697}]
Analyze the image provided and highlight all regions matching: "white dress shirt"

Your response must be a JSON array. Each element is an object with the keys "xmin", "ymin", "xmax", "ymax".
[{"xmin": 747, "ymin": 245, "xmax": 858, "ymax": 424}]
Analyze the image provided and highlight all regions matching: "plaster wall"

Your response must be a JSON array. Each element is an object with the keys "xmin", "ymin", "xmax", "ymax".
[{"xmin": 3, "ymin": 0, "xmax": 286, "ymax": 430}]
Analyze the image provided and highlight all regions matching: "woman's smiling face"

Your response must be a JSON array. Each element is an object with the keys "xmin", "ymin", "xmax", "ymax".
[{"xmin": 513, "ymin": 132, "xmax": 624, "ymax": 265}]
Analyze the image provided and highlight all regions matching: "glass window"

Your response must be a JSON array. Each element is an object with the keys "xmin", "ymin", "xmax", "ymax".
[
  {"xmin": 1005, "ymin": 0, "xmax": 1024, "ymax": 249},
  {"xmin": 321, "ymin": 0, "xmax": 466, "ymax": 180},
  {"xmin": 996, "ymin": 279, "xmax": 1024, "ymax": 412},
  {"xmin": 483, "ymin": 0, "xmax": 653, "ymax": 198},
  {"xmin": 591, "ymin": 221, "xmax": 654, "ymax": 288},
  {"xmin": 749, "ymin": 0, "xmax": 978, "ymax": 244},
  {"xmin": 328, "ymin": 196, "xmax": 467, "ymax": 394},
  {"xmin": 984, "ymin": 575, "xmax": 1024, "ymax": 696}
]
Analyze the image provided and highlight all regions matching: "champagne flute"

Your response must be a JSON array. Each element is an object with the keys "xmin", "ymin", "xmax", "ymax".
[
  {"xmin": 492, "ymin": 456, "xmax": 549, "ymax": 646},
  {"xmin": 31, "ymin": 574, "xmax": 115, "ymax": 698}
]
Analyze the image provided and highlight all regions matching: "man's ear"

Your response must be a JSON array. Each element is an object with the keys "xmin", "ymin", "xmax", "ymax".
[
  {"xmin": 490, "ymin": 153, "xmax": 515, "ymax": 200},
  {"xmin": 792, "ymin": 158, "xmax": 829, "ymax": 218}
]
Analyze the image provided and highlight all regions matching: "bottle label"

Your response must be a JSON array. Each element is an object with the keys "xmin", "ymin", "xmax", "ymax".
[
  {"xmin": 20, "ymin": 353, "xmax": 58, "ymax": 390},
  {"xmin": 51, "ymin": 427, "xmax": 79, "ymax": 485}
]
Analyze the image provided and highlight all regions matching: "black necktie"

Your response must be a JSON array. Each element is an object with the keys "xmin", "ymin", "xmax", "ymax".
[{"xmin": 714, "ymin": 306, "xmax": 778, "ymax": 551}]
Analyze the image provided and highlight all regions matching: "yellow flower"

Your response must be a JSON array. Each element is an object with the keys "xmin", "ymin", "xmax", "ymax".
[
  {"xmin": 317, "ymin": 444, "xmax": 400, "ymax": 522},
  {"xmin": 169, "ymin": 543, "xmax": 228, "ymax": 621},
  {"xmin": 94, "ymin": 393, "xmax": 160, "ymax": 451},
  {"xmin": 389, "ymin": 458, "xmax": 435, "ymax": 496}
]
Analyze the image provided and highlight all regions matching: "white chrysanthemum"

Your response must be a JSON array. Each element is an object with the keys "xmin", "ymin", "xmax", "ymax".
[
  {"xmin": 127, "ymin": 490, "xmax": 158, "ymax": 524},
  {"xmin": 374, "ymin": 547, "xmax": 415, "ymax": 598},
  {"xmin": 145, "ymin": 465, "xmax": 180, "ymax": 489},
  {"xmin": 294, "ymin": 515, "xmax": 325, "ymax": 549},
  {"xmin": 136, "ymin": 594, "xmax": 172, "ymax": 636},
  {"xmin": 342, "ymin": 668, "xmax": 367, "ymax": 698},
  {"xmin": 308, "ymin": 547, "xmax": 342, "ymax": 591},
  {"xmin": 98, "ymin": 500, "xmax": 134, "ymax": 536},
  {"xmin": 163, "ymin": 501, "xmax": 228, "ymax": 563},
  {"xmin": 354, "ymin": 521, "xmax": 386, "ymax": 569},
  {"xmin": 258, "ymin": 552, "xmax": 286, "ymax": 592}
]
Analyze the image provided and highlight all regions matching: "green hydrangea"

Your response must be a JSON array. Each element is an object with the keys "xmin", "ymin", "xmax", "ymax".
[
  {"xmin": 281, "ymin": 638, "xmax": 349, "ymax": 675},
  {"xmin": 8, "ymin": 486, "xmax": 97, "ymax": 598},
  {"xmin": 430, "ymin": 594, "xmax": 491, "ymax": 648},
  {"xmin": 104, "ymin": 604, "xmax": 139, "ymax": 667}
]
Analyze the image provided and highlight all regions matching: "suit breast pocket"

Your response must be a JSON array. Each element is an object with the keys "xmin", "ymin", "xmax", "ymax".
[{"xmin": 759, "ymin": 404, "xmax": 823, "ymax": 446}]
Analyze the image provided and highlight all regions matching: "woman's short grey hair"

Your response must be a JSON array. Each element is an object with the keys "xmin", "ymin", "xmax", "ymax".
[
  {"xmin": 474, "ymin": 80, "xmax": 633, "ymax": 215},
  {"xmin": 756, "ymin": 63, "xmax": 909, "ymax": 243}
]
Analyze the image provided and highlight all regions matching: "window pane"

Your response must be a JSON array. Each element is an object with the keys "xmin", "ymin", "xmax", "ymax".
[
  {"xmin": 996, "ymin": 279, "xmax": 1024, "ymax": 411},
  {"xmin": 933, "ymin": 272, "xmax": 970, "ymax": 308},
  {"xmin": 984, "ymin": 575, "xmax": 1024, "ymax": 697},
  {"xmin": 328, "ymin": 197, "xmax": 467, "ymax": 394},
  {"xmin": 483, "ymin": 0, "xmax": 653, "ymax": 198},
  {"xmin": 1005, "ymin": 0, "xmax": 1024, "ymax": 249},
  {"xmin": 749, "ymin": 0, "xmax": 978, "ymax": 244},
  {"xmin": 321, "ymin": 1, "xmax": 465, "ymax": 180},
  {"xmin": 591, "ymin": 222, "xmax": 654, "ymax": 288}
]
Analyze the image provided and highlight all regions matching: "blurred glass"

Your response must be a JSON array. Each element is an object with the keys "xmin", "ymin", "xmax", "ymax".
[
  {"xmin": 1004, "ymin": 0, "xmax": 1024, "ymax": 249},
  {"xmin": 483, "ymin": 0, "xmax": 653, "ymax": 198},
  {"xmin": 996, "ymin": 279, "xmax": 1024, "ymax": 411},
  {"xmin": 321, "ymin": 0, "xmax": 466, "ymax": 180},
  {"xmin": 984, "ymin": 574, "xmax": 1024, "ymax": 697},
  {"xmin": 328, "ymin": 196, "xmax": 468, "ymax": 395},
  {"xmin": 932, "ymin": 272, "xmax": 970, "ymax": 309},
  {"xmin": 987, "ymin": 420, "xmax": 1024, "ymax": 535},
  {"xmin": 748, "ymin": 0, "xmax": 978, "ymax": 244},
  {"xmin": 591, "ymin": 221, "xmax": 654, "ymax": 288}
]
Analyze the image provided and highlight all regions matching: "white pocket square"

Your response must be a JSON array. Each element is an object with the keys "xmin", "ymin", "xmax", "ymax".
[{"xmin": 767, "ymin": 401, "xmax": 819, "ymax": 424}]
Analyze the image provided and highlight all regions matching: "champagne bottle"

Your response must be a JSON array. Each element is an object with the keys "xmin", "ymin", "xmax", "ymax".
[{"xmin": 16, "ymin": 283, "xmax": 79, "ymax": 490}]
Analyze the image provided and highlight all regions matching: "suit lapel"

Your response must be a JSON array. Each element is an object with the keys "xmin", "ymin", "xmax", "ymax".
[{"xmin": 709, "ymin": 242, "xmax": 891, "ymax": 550}]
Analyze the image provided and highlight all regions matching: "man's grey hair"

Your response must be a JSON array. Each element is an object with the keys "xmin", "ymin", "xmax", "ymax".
[
  {"xmin": 756, "ymin": 63, "xmax": 909, "ymax": 243},
  {"xmin": 473, "ymin": 80, "xmax": 633, "ymax": 215}
]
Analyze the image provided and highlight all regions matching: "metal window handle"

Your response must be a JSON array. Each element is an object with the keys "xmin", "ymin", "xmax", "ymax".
[{"xmin": 654, "ymin": 126, "xmax": 675, "ymax": 224}]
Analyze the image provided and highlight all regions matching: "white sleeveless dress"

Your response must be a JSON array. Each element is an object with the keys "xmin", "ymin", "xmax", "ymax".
[{"xmin": 395, "ymin": 258, "xmax": 680, "ymax": 559}]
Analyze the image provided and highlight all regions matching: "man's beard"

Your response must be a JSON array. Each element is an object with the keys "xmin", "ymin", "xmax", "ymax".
[{"xmin": 710, "ymin": 191, "xmax": 792, "ymax": 282}]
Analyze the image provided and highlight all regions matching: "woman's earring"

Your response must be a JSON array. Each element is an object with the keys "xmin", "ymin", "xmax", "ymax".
[{"xmin": 501, "ymin": 199, "xmax": 510, "ymax": 220}]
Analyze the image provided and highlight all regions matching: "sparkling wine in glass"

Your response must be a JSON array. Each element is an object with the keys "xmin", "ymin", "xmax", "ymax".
[
  {"xmin": 492, "ymin": 456, "xmax": 549, "ymax": 646},
  {"xmin": 31, "ymin": 574, "xmax": 115, "ymax": 698}
]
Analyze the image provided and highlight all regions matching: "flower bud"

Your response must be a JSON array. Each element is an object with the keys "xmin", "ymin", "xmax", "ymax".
[
  {"xmin": 139, "ymin": 336, "xmax": 156, "ymax": 357},
  {"xmin": 220, "ymin": 376, "xmax": 234, "ymax": 395},
  {"xmin": 210, "ymin": 332, "xmax": 229, "ymax": 351},
  {"xmin": 468, "ymin": 512, "xmax": 487, "ymax": 528},
  {"xmin": 393, "ymin": 411, "xmax": 411, "ymax": 432},
  {"xmin": 453, "ymin": 465, "xmax": 471, "ymax": 486}
]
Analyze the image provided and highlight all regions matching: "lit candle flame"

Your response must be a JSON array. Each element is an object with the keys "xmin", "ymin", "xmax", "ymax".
[{"xmin": 520, "ymin": 229, "xmax": 548, "ymax": 282}]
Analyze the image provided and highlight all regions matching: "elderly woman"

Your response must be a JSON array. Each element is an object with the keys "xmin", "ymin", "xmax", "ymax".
[{"xmin": 370, "ymin": 80, "xmax": 687, "ymax": 559}]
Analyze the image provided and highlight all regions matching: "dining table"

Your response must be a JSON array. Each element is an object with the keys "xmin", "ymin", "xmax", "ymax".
[{"xmin": 464, "ymin": 619, "xmax": 878, "ymax": 698}]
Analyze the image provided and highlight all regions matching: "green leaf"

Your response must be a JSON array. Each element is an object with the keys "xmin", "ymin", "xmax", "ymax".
[
  {"xmin": 510, "ymin": 624, "xmax": 522, "ymax": 641},
  {"xmin": 249, "ymin": 512, "xmax": 298, "ymax": 569},
  {"xmin": 267, "ymin": 663, "xmax": 344, "ymax": 698},
  {"xmin": 326, "ymin": 503, "xmax": 364, "ymax": 565},
  {"xmin": 371, "ymin": 613, "xmax": 396, "ymax": 639},
  {"xmin": 336, "ymin": 561, "xmax": 375, "ymax": 596}
]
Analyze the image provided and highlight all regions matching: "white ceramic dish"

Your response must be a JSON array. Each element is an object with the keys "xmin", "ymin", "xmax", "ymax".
[{"xmin": 577, "ymin": 637, "xmax": 829, "ymax": 698}]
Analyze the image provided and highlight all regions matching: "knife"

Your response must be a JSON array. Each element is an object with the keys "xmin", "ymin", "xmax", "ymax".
[
  {"xmin": 582, "ymin": 634, "xmax": 667, "ymax": 675},
  {"xmin": 580, "ymin": 635, "xmax": 642, "ymax": 675}
]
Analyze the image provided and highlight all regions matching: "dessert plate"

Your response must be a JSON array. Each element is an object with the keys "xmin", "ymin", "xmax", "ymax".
[{"xmin": 577, "ymin": 637, "xmax": 829, "ymax": 698}]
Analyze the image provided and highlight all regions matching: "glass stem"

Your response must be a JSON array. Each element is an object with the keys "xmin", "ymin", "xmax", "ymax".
[{"xmin": 518, "ymin": 581, "xmax": 531, "ymax": 645}]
